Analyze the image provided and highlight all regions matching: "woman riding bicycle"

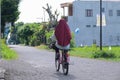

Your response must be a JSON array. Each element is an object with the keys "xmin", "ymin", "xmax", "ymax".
[{"xmin": 51, "ymin": 16, "xmax": 72, "ymax": 61}]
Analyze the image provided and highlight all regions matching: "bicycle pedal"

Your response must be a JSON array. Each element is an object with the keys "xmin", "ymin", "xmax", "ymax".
[{"xmin": 55, "ymin": 57, "xmax": 59, "ymax": 60}]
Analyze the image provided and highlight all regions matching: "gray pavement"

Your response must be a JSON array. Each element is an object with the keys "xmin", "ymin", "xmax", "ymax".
[
  {"xmin": 0, "ymin": 68, "xmax": 5, "ymax": 80},
  {"xmin": 0, "ymin": 45, "xmax": 120, "ymax": 80},
  {"xmin": 0, "ymin": 60, "xmax": 5, "ymax": 80}
]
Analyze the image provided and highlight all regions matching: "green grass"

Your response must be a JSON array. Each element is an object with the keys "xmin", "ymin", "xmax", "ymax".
[
  {"xmin": 70, "ymin": 46, "xmax": 93, "ymax": 58},
  {"xmin": 0, "ymin": 39, "xmax": 18, "ymax": 60},
  {"xmin": 70, "ymin": 46, "xmax": 120, "ymax": 62},
  {"xmin": 36, "ymin": 44, "xmax": 49, "ymax": 50},
  {"xmin": 37, "ymin": 44, "xmax": 120, "ymax": 62}
]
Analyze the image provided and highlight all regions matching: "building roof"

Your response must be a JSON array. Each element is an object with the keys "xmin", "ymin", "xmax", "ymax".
[{"xmin": 60, "ymin": 2, "xmax": 72, "ymax": 8}]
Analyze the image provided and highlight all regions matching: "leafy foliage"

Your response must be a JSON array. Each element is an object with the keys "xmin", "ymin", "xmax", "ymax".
[
  {"xmin": 17, "ymin": 24, "xmax": 34, "ymax": 45},
  {"xmin": 16, "ymin": 23, "xmax": 47, "ymax": 46},
  {"xmin": 1, "ymin": 0, "xmax": 21, "ymax": 34},
  {"xmin": 45, "ymin": 30, "xmax": 54, "ymax": 44}
]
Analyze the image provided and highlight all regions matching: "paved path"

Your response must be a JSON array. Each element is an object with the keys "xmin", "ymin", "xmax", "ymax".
[
  {"xmin": 0, "ymin": 67, "xmax": 5, "ymax": 80},
  {"xmin": 0, "ymin": 45, "xmax": 120, "ymax": 80}
]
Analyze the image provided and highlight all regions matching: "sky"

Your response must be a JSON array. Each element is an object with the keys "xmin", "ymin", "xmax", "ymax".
[{"xmin": 17, "ymin": 0, "xmax": 74, "ymax": 23}]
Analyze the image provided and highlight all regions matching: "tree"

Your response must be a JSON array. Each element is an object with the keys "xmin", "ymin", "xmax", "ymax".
[
  {"xmin": 15, "ymin": 22, "xmax": 24, "ymax": 27},
  {"xmin": 1, "ymin": 0, "xmax": 21, "ymax": 34},
  {"xmin": 18, "ymin": 25, "xmax": 34, "ymax": 45},
  {"xmin": 43, "ymin": 3, "xmax": 59, "ymax": 30}
]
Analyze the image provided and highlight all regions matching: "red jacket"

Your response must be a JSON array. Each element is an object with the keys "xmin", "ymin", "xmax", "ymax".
[{"xmin": 55, "ymin": 19, "xmax": 72, "ymax": 46}]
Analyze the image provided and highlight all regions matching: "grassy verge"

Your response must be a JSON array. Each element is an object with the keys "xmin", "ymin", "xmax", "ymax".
[
  {"xmin": 70, "ymin": 46, "xmax": 93, "ymax": 58},
  {"xmin": 0, "ymin": 39, "xmax": 18, "ymax": 60},
  {"xmin": 36, "ymin": 44, "xmax": 49, "ymax": 49},
  {"xmin": 37, "ymin": 44, "xmax": 120, "ymax": 62},
  {"xmin": 70, "ymin": 46, "xmax": 120, "ymax": 62}
]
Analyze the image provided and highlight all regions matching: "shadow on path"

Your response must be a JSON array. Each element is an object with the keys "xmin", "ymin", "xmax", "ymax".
[{"xmin": 53, "ymin": 71, "xmax": 76, "ymax": 80}]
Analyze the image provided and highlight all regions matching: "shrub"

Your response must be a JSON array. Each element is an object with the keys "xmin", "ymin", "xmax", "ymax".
[
  {"xmin": 92, "ymin": 50, "xmax": 116, "ymax": 58},
  {"xmin": 1, "ymin": 39, "xmax": 18, "ymax": 59}
]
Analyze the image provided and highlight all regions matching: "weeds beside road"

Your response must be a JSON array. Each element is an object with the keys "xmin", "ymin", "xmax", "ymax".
[{"xmin": 0, "ymin": 39, "xmax": 18, "ymax": 60}]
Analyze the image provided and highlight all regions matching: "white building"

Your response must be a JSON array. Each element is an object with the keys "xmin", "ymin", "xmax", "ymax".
[{"xmin": 61, "ymin": 0, "xmax": 120, "ymax": 46}]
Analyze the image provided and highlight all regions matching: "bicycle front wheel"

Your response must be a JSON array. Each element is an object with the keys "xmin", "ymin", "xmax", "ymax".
[
  {"xmin": 55, "ymin": 59, "xmax": 60, "ymax": 71},
  {"xmin": 55, "ymin": 53, "xmax": 60, "ymax": 71}
]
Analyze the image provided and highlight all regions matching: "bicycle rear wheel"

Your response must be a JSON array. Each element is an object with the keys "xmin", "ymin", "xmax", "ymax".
[{"xmin": 62, "ymin": 54, "xmax": 69, "ymax": 75}]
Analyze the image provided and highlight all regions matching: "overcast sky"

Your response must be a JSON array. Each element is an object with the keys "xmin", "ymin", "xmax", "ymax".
[{"xmin": 17, "ymin": 0, "xmax": 74, "ymax": 23}]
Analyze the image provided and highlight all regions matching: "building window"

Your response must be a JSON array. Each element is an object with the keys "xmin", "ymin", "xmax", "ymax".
[
  {"xmin": 93, "ymin": 25, "xmax": 96, "ymax": 27},
  {"xmin": 102, "ymin": 8, "xmax": 105, "ymax": 12},
  {"xmin": 86, "ymin": 25, "xmax": 91, "ymax": 27},
  {"xmin": 85, "ymin": 9, "xmax": 93, "ymax": 17},
  {"xmin": 117, "ymin": 10, "xmax": 120, "ymax": 16},
  {"xmin": 117, "ymin": 36, "xmax": 120, "ymax": 42},
  {"xmin": 109, "ymin": 10, "xmax": 113, "ymax": 16}
]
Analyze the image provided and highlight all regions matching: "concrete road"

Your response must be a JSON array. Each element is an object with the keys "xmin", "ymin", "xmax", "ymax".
[{"xmin": 0, "ymin": 45, "xmax": 120, "ymax": 80}]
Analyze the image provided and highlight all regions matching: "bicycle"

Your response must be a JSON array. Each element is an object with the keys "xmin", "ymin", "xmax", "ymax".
[
  {"xmin": 48, "ymin": 39, "xmax": 70, "ymax": 75},
  {"xmin": 55, "ymin": 49, "xmax": 70, "ymax": 75}
]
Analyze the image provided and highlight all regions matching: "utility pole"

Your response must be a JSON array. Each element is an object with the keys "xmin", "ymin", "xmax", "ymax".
[
  {"xmin": 0, "ymin": 9, "xmax": 1, "ymax": 58},
  {"xmin": 100, "ymin": 0, "xmax": 102, "ymax": 50},
  {"xmin": 43, "ymin": 8, "xmax": 45, "ymax": 22}
]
